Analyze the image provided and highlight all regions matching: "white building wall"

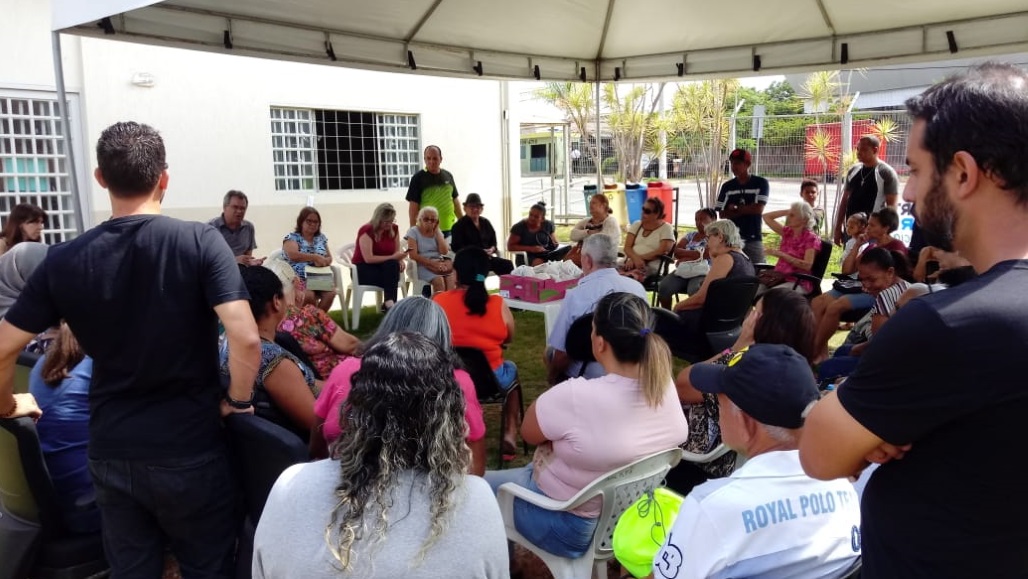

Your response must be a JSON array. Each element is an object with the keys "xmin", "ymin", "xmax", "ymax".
[{"xmin": 4, "ymin": 1, "xmax": 509, "ymax": 257}]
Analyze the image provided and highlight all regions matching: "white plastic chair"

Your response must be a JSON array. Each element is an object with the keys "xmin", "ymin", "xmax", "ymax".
[
  {"xmin": 496, "ymin": 448, "xmax": 683, "ymax": 579},
  {"xmin": 269, "ymin": 249, "xmax": 345, "ymax": 315},
  {"xmin": 405, "ymin": 258, "xmax": 430, "ymax": 298},
  {"xmin": 335, "ymin": 243, "xmax": 406, "ymax": 330}
]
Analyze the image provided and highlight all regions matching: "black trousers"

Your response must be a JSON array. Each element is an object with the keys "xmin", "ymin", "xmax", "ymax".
[{"xmin": 356, "ymin": 260, "xmax": 401, "ymax": 302}]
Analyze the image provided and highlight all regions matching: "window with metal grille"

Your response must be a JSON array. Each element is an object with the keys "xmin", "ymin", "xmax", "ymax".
[
  {"xmin": 270, "ymin": 107, "xmax": 420, "ymax": 191},
  {"xmin": 0, "ymin": 96, "xmax": 78, "ymax": 244}
]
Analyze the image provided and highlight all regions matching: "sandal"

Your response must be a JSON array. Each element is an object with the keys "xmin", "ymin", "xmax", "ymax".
[{"xmin": 501, "ymin": 439, "xmax": 518, "ymax": 462}]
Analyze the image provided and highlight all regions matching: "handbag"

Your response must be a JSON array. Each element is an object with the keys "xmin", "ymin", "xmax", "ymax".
[
  {"xmin": 832, "ymin": 278, "xmax": 864, "ymax": 294},
  {"xmin": 674, "ymin": 256, "xmax": 710, "ymax": 280},
  {"xmin": 304, "ymin": 265, "xmax": 335, "ymax": 292},
  {"xmin": 758, "ymin": 269, "xmax": 788, "ymax": 287}
]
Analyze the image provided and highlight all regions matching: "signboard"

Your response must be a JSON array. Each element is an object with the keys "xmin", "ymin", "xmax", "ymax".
[
  {"xmin": 895, "ymin": 202, "xmax": 916, "ymax": 246},
  {"xmin": 751, "ymin": 105, "xmax": 765, "ymax": 139}
]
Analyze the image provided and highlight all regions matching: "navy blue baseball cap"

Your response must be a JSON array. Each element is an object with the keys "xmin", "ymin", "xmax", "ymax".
[{"xmin": 689, "ymin": 343, "xmax": 819, "ymax": 429}]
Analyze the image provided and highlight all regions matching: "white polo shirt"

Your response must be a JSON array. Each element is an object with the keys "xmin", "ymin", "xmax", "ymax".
[{"xmin": 653, "ymin": 450, "xmax": 861, "ymax": 579}]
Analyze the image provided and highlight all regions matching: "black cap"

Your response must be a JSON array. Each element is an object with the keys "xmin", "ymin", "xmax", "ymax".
[
  {"xmin": 464, "ymin": 193, "xmax": 483, "ymax": 207},
  {"xmin": 689, "ymin": 343, "xmax": 819, "ymax": 429}
]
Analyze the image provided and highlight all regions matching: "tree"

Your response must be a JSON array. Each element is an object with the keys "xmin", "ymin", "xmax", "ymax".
[
  {"xmin": 668, "ymin": 79, "xmax": 739, "ymax": 207},
  {"xmin": 602, "ymin": 83, "xmax": 666, "ymax": 183},
  {"xmin": 535, "ymin": 82, "xmax": 596, "ymax": 166}
]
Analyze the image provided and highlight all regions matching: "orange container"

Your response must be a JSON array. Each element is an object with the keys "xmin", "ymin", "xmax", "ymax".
[{"xmin": 647, "ymin": 181, "xmax": 674, "ymax": 224}]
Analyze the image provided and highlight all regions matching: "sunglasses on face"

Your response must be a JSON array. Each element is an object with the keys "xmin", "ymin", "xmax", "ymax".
[
  {"xmin": 422, "ymin": 217, "xmax": 438, "ymax": 223},
  {"xmin": 642, "ymin": 207, "xmax": 656, "ymax": 215}
]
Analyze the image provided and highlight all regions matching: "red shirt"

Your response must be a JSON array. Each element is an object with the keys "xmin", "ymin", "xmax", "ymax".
[{"xmin": 352, "ymin": 223, "xmax": 399, "ymax": 264}]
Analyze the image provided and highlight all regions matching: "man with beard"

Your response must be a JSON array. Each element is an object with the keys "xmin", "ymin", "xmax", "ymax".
[{"xmin": 799, "ymin": 63, "xmax": 1028, "ymax": 577}]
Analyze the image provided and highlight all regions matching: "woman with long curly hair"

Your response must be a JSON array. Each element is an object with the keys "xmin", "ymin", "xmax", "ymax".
[{"xmin": 253, "ymin": 332, "xmax": 508, "ymax": 579}]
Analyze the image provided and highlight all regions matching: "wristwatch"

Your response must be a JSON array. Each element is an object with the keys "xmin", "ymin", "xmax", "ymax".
[{"xmin": 224, "ymin": 392, "xmax": 254, "ymax": 410}]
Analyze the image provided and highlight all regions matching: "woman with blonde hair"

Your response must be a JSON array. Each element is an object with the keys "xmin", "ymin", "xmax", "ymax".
[
  {"xmin": 254, "ymin": 332, "xmax": 508, "ymax": 579},
  {"xmin": 264, "ymin": 257, "xmax": 360, "ymax": 378},
  {"xmin": 483, "ymin": 292, "xmax": 688, "ymax": 560},
  {"xmin": 353, "ymin": 202, "xmax": 407, "ymax": 312}
]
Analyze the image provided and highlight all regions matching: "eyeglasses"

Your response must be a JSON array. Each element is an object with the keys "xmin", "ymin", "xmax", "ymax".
[
  {"xmin": 422, "ymin": 217, "xmax": 438, "ymax": 223},
  {"xmin": 642, "ymin": 208, "xmax": 656, "ymax": 215},
  {"xmin": 304, "ymin": 219, "xmax": 320, "ymax": 225}
]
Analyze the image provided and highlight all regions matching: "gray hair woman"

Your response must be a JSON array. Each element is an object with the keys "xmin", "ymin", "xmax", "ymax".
[
  {"xmin": 667, "ymin": 219, "xmax": 756, "ymax": 354},
  {"xmin": 406, "ymin": 206, "xmax": 456, "ymax": 295},
  {"xmin": 759, "ymin": 201, "xmax": 823, "ymax": 295},
  {"xmin": 253, "ymin": 332, "xmax": 508, "ymax": 579},
  {"xmin": 309, "ymin": 297, "xmax": 488, "ymax": 474}
]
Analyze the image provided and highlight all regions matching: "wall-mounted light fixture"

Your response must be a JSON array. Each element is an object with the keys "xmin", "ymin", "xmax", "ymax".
[{"xmin": 131, "ymin": 72, "xmax": 156, "ymax": 87}]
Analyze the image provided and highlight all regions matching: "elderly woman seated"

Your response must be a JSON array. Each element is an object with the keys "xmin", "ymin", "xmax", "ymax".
[
  {"xmin": 619, "ymin": 197, "xmax": 675, "ymax": 282},
  {"xmin": 253, "ymin": 333, "xmax": 508, "ymax": 578},
  {"xmin": 264, "ymin": 258, "xmax": 360, "ymax": 379},
  {"xmin": 310, "ymin": 297, "xmax": 488, "ymax": 475},
  {"xmin": 406, "ymin": 206, "xmax": 456, "ymax": 295},
  {"xmin": 661, "ymin": 219, "xmax": 755, "ymax": 356},
  {"xmin": 756, "ymin": 201, "xmax": 822, "ymax": 296},
  {"xmin": 220, "ymin": 266, "xmax": 319, "ymax": 440}
]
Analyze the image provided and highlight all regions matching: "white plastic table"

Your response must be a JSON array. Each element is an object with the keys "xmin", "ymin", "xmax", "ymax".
[{"xmin": 503, "ymin": 297, "xmax": 563, "ymax": 338}]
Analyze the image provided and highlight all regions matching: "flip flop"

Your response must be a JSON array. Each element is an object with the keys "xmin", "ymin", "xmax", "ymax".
[{"xmin": 501, "ymin": 440, "xmax": 517, "ymax": 461}]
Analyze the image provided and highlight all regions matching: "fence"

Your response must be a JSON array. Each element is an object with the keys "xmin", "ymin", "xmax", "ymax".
[{"xmin": 540, "ymin": 109, "xmax": 912, "ymax": 228}]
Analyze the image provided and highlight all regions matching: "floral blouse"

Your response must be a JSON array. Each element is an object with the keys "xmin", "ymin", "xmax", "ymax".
[
  {"xmin": 279, "ymin": 305, "xmax": 347, "ymax": 378},
  {"xmin": 283, "ymin": 231, "xmax": 330, "ymax": 281}
]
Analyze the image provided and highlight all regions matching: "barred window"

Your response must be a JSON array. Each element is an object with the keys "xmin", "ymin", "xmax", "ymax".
[
  {"xmin": 270, "ymin": 107, "xmax": 420, "ymax": 191},
  {"xmin": 0, "ymin": 96, "xmax": 78, "ymax": 243}
]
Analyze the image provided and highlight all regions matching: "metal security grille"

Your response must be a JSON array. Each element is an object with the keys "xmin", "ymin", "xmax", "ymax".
[
  {"xmin": 0, "ymin": 96, "xmax": 78, "ymax": 243},
  {"xmin": 270, "ymin": 107, "xmax": 316, "ymax": 192},
  {"xmin": 270, "ymin": 107, "xmax": 420, "ymax": 192},
  {"xmin": 375, "ymin": 113, "xmax": 420, "ymax": 189}
]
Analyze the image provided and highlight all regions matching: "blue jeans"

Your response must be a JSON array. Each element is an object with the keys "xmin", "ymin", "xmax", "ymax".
[
  {"xmin": 819, "ymin": 344, "xmax": 860, "ymax": 383},
  {"xmin": 89, "ymin": 449, "xmax": 238, "ymax": 579},
  {"xmin": 484, "ymin": 464, "xmax": 598, "ymax": 558},
  {"xmin": 825, "ymin": 290, "xmax": 876, "ymax": 310}
]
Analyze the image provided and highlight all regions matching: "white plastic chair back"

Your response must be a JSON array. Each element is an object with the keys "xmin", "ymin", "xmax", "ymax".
[{"xmin": 497, "ymin": 447, "xmax": 682, "ymax": 579}]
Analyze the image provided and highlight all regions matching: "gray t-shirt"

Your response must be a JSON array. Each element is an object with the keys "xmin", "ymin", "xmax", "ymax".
[
  {"xmin": 406, "ymin": 226, "xmax": 445, "ymax": 282},
  {"xmin": 253, "ymin": 460, "xmax": 510, "ymax": 579},
  {"xmin": 208, "ymin": 215, "xmax": 257, "ymax": 257}
]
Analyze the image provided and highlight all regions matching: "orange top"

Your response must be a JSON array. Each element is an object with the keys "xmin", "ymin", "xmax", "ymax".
[{"xmin": 434, "ymin": 290, "xmax": 508, "ymax": 370}]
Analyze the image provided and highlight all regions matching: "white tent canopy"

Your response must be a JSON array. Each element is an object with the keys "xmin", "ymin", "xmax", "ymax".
[{"xmin": 52, "ymin": 0, "xmax": 1028, "ymax": 82}]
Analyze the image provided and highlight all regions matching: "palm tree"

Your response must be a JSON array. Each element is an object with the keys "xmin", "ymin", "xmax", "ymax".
[
  {"xmin": 668, "ymin": 79, "xmax": 738, "ymax": 207},
  {"xmin": 536, "ymin": 82, "xmax": 596, "ymax": 168},
  {"xmin": 602, "ymin": 83, "xmax": 665, "ymax": 183}
]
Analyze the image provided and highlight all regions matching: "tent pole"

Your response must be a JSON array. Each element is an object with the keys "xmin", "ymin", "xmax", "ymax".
[
  {"xmin": 52, "ymin": 32, "xmax": 85, "ymax": 236},
  {"xmin": 594, "ymin": 73, "xmax": 602, "ymax": 187}
]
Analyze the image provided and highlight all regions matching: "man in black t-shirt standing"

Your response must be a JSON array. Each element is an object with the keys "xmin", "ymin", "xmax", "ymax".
[
  {"xmin": 0, "ymin": 122, "xmax": 261, "ymax": 577},
  {"xmin": 800, "ymin": 64, "xmax": 1028, "ymax": 577},
  {"xmin": 716, "ymin": 148, "xmax": 769, "ymax": 263},
  {"xmin": 833, "ymin": 136, "xmax": 899, "ymax": 246}
]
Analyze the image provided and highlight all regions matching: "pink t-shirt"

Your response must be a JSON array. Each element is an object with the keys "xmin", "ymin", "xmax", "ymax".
[
  {"xmin": 313, "ymin": 356, "xmax": 485, "ymax": 445},
  {"xmin": 774, "ymin": 227, "xmax": 822, "ymax": 292},
  {"xmin": 532, "ymin": 373, "xmax": 689, "ymax": 517}
]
